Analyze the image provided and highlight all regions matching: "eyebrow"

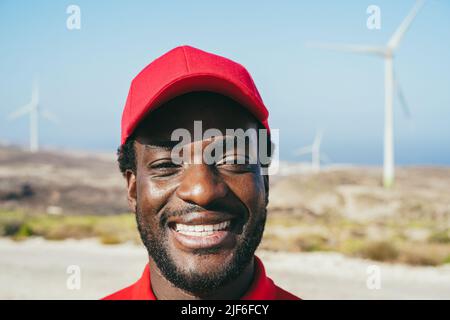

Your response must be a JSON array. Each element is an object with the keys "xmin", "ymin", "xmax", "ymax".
[
  {"xmin": 142, "ymin": 134, "xmax": 254, "ymax": 151},
  {"xmin": 143, "ymin": 140, "xmax": 180, "ymax": 151}
]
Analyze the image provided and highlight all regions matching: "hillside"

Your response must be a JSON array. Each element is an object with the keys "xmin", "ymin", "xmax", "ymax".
[
  {"xmin": 1, "ymin": 146, "xmax": 449, "ymax": 266},
  {"xmin": 0, "ymin": 146, "xmax": 127, "ymax": 215}
]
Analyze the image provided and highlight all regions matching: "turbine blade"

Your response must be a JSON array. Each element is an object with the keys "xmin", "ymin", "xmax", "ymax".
[
  {"xmin": 313, "ymin": 130, "xmax": 324, "ymax": 148},
  {"xmin": 31, "ymin": 79, "xmax": 39, "ymax": 105},
  {"xmin": 306, "ymin": 42, "xmax": 386, "ymax": 56},
  {"xmin": 8, "ymin": 104, "xmax": 33, "ymax": 120},
  {"xmin": 394, "ymin": 72, "xmax": 412, "ymax": 118},
  {"xmin": 41, "ymin": 109, "xmax": 59, "ymax": 124},
  {"xmin": 396, "ymin": 84, "xmax": 412, "ymax": 118},
  {"xmin": 387, "ymin": 0, "xmax": 426, "ymax": 50},
  {"xmin": 294, "ymin": 146, "xmax": 313, "ymax": 156}
]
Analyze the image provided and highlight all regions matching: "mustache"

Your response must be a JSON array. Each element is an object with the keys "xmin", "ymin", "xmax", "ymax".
[{"xmin": 159, "ymin": 202, "xmax": 244, "ymax": 227}]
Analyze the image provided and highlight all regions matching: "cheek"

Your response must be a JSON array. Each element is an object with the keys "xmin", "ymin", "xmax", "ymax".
[
  {"xmin": 136, "ymin": 175, "xmax": 177, "ymax": 221},
  {"xmin": 226, "ymin": 173, "xmax": 266, "ymax": 217}
]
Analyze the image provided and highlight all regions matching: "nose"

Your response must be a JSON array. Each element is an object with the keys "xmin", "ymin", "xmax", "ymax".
[{"xmin": 176, "ymin": 164, "xmax": 228, "ymax": 207}]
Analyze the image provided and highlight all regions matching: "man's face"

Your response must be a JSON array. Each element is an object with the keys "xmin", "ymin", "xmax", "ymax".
[{"xmin": 128, "ymin": 92, "xmax": 269, "ymax": 294}]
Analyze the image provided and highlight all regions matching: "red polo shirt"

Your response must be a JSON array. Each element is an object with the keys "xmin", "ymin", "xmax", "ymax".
[{"xmin": 103, "ymin": 256, "xmax": 300, "ymax": 300}]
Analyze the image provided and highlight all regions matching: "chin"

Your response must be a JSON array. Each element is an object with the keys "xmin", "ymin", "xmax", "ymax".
[{"xmin": 171, "ymin": 245, "xmax": 238, "ymax": 275}]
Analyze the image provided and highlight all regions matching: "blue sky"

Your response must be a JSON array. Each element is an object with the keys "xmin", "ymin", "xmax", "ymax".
[{"xmin": 1, "ymin": 0, "xmax": 449, "ymax": 165}]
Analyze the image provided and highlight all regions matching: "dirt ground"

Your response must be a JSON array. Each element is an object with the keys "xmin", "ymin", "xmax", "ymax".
[{"xmin": 1, "ymin": 238, "xmax": 449, "ymax": 300}]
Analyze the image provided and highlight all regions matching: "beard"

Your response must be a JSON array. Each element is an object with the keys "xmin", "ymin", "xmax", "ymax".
[{"xmin": 135, "ymin": 203, "xmax": 267, "ymax": 296}]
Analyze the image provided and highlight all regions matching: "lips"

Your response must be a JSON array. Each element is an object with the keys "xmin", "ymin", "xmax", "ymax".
[
  {"xmin": 175, "ymin": 221, "xmax": 231, "ymax": 236},
  {"xmin": 168, "ymin": 211, "xmax": 238, "ymax": 250}
]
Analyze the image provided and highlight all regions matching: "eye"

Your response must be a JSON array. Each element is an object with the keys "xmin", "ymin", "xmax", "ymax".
[
  {"xmin": 147, "ymin": 160, "xmax": 181, "ymax": 177},
  {"xmin": 151, "ymin": 161, "xmax": 179, "ymax": 169},
  {"xmin": 217, "ymin": 154, "xmax": 248, "ymax": 165},
  {"xmin": 216, "ymin": 155, "xmax": 256, "ymax": 173}
]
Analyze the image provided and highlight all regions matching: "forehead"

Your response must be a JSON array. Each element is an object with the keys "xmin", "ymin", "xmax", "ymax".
[{"xmin": 134, "ymin": 92, "xmax": 259, "ymax": 144}]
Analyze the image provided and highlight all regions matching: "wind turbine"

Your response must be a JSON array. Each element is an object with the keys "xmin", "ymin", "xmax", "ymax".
[
  {"xmin": 307, "ymin": 0, "xmax": 425, "ymax": 188},
  {"xmin": 8, "ymin": 78, "xmax": 58, "ymax": 152},
  {"xmin": 295, "ymin": 130, "xmax": 329, "ymax": 172}
]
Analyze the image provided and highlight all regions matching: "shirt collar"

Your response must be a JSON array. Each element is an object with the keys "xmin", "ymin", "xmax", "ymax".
[{"xmin": 130, "ymin": 255, "xmax": 276, "ymax": 300}]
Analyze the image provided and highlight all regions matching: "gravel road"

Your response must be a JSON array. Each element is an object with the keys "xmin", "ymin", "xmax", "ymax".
[{"xmin": 1, "ymin": 238, "xmax": 449, "ymax": 299}]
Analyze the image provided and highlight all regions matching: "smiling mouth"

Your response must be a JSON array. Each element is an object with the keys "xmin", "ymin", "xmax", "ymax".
[
  {"xmin": 173, "ymin": 221, "xmax": 231, "ymax": 237},
  {"xmin": 168, "ymin": 218, "xmax": 238, "ymax": 250}
]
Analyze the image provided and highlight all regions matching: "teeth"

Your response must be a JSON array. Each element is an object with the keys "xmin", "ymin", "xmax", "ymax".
[{"xmin": 175, "ymin": 221, "xmax": 230, "ymax": 236}]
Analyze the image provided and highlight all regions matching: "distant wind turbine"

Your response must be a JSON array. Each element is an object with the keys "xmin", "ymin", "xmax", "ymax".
[
  {"xmin": 307, "ymin": 0, "xmax": 425, "ymax": 188},
  {"xmin": 8, "ymin": 79, "xmax": 58, "ymax": 152},
  {"xmin": 295, "ymin": 130, "xmax": 330, "ymax": 172}
]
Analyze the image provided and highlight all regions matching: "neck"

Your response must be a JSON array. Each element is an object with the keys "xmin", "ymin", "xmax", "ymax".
[{"xmin": 148, "ymin": 257, "xmax": 255, "ymax": 300}]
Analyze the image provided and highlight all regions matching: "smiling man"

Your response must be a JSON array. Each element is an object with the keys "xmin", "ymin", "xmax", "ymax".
[{"xmin": 103, "ymin": 46, "xmax": 300, "ymax": 300}]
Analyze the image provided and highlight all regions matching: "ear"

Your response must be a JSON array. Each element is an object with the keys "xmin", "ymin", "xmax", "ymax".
[{"xmin": 125, "ymin": 169, "xmax": 137, "ymax": 213}]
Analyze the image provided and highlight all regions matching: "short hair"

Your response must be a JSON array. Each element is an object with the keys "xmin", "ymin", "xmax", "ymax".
[{"xmin": 117, "ymin": 135, "xmax": 137, "ymax": 176}]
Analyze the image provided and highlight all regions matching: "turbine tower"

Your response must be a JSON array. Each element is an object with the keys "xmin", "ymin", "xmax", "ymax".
[
  {"xmin": 8, "ymin": 79, "xmax": 58, "ymax": 152},
  {"xmin": 308, "ymin": 0, "xmax": 424, "ymax": 188},
  {"xmin": 295, "ymin": 130, "xmax": 329, "ymax": 172}
]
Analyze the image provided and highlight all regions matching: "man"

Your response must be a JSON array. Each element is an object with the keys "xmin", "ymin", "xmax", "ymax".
[{"xmin": 103, "ymin": 46, "xmax": 300, "ymax": 300}]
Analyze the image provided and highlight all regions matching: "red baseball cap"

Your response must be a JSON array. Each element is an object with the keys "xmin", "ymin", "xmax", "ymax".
[{"xmin": 120, "ymin": 45, "xmax": 269, "ymax": 146}]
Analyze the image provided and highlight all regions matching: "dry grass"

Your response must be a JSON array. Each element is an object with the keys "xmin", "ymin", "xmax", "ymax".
[
  {"xmin": 0, "ymin": 210, "xmax": 140, "ymax": 244},
  {"xmin": 1, "ymin": 209, "xmax": 449, "ymax": 266},
  {"xmin": 262, "ymin": 212, "xmax": 450, "ymax": 266}
]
